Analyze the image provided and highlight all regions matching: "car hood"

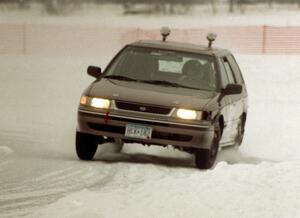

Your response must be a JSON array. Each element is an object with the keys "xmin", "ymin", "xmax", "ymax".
[{"xmin": 88, "ymin": 78, "xmax": 219, "ymax": 110}]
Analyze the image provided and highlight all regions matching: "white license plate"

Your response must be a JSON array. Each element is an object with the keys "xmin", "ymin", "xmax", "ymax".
[{"xmin": 125, "ymin": 123, "xmax": 152, "ymax": 140}]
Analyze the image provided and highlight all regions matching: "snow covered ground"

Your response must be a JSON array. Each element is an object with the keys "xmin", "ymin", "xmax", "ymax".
[
  {"xmin": 1, "ymin": 5, "xmax": 300, "ymax": 218},
  {"xmin": 0, "ymin": 53, "xmax": 300, "ymax": 218}
]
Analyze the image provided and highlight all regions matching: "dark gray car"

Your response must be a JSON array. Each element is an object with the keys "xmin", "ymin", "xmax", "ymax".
[{"xmin": 76, "ymin": 31, "xmax": 248, "ymax": 169}]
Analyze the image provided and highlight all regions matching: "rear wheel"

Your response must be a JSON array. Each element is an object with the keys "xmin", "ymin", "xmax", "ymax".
[
  {"xmin": 195, "ymin": 123, "xmax": 221, "ymax": 169},
  {"xmin": 235, "ymin": 117, "xmax": 246, "ymax": 147},
  {"xmin": 76, "ymin": 132, "xmax": 102, "ymax": 160}
]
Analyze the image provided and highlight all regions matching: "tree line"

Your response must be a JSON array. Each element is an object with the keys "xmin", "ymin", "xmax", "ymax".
[{"xmin": 1, "ymin": 0, "xmax": 300, "ymax": 14}]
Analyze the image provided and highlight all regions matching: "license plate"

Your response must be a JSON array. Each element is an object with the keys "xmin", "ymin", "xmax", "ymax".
[{"xmin": 125, "ymin": 123, "xmax": 152, "ymax": 140}]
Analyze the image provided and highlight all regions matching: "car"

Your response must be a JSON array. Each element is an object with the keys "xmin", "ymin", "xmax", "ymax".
[{"xmin": 76, "ymin": 27, "xmax": 248, "ymax": 169}]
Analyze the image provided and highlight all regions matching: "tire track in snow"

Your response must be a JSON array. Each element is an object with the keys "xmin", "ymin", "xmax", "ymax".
[
  {"xmin": 2, "ymin": 163, "xmax": 111, "ymax": 195},
  {"xmin": 0, "ymin": 159, "xmax": 119, "ymax": 218},
  {"xmin": 0, "ymin": 165, "xmax": 76, "ymax": 192},
  {"xmin": 0, "ymin": 166, "xmax": 92, "ymax": 200},
  {"xmin": 0, "ymin": 164, "xmax": 85, "ymax": 194}
]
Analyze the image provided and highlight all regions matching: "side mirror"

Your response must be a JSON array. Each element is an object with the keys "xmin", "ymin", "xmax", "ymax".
[
  {"xmin": 222, "ymin": 84, "xmax": 242, "ymax": 95},
  {"xmin": 87, "ymin": 66, "xmax": 102, "ymax": 78}
]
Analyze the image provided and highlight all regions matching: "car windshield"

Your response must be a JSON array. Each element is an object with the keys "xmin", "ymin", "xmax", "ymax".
[{"xmin": 104, "ymin": 46, "xmax": 218, "ymax": 91}]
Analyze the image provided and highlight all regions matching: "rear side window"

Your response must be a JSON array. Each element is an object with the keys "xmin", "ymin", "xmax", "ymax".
[
  {"xmin": 218, "ymin": 58, "xmax": 229, "ymax": 88},
  {"xmin": 222, "ymin": 57, "xmax": 236, "ymax": 84},
  {"xmin": 227, "ymin": 55, "xmax": 244, "ymax": 84}
]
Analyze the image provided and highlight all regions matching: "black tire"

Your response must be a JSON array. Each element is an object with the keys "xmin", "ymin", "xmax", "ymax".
[
  {"xmin": 235, "ymin": 117, "xmax": 246, "ymax": 147},
  {"xmin": 195, "ymin": 123, "xmax": 221, "ymax": 169},
  {"xmin": 76, "ymin": 132, "xmax": 101, "ymax": 160}
]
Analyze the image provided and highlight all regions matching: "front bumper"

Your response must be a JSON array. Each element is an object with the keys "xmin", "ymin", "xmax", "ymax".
[{"xmin": 77, "ymin": 109, "xmax": 215, "ymax": 149}]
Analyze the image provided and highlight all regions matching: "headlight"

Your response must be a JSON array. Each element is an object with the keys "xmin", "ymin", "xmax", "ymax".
[
  {"xmin": 177, "ymin": 109, "xmax": 202, "ymax": 120},
  {"xmin": 80, "ymin": 96, "xmax": 110, "ymax": 109},
  {"xmin": 91, "ymin": 98, "xmax": 110, "ymax": 109}
]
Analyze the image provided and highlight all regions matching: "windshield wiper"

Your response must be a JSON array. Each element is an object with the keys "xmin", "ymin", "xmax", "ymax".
[
  {"xmin": 141, "ymin": 80, "xmax": 180, "ymax": 87},
  {"xmin": 104, "ymin": 76, "xmax": 201, "ymax": 90},
  {"xmin": 141, "ymin": 80, "xmax": 201, "ymax": 90},
  {"xmin": 104, "ymin": 75, "xmax": 137, "ymax": 82}
]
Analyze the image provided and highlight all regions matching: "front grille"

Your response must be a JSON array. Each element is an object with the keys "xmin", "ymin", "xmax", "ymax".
[
  {"xmin": 87, "ymin": 123, "xmax": 192, "ymax": 142},
  {"xmin": 115, "ymin": 101, "xmax": 172, "ymax": 115}
]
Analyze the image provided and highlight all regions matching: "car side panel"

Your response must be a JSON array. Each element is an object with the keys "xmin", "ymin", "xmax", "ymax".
[{"xmin": 218, "ymin": 55, "xmax": 247, "ymax": 146}]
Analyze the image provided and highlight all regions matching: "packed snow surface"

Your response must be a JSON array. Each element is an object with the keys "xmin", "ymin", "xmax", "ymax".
[{"xmin": 26, "ymin": 162, "xmax": 300, "ymax": 218}]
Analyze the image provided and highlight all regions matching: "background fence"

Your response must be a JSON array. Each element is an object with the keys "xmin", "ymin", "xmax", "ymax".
[{"xmin": 1, "ymin": 23, "xmax": 300, "ymax": 56}]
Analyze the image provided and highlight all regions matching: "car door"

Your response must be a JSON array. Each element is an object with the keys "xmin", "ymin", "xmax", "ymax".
[{"xmin": 218, "ymin": 55, "xmax": 243, "ymax": 145}]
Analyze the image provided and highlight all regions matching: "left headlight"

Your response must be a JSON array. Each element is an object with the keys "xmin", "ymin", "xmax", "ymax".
[
  {"xmin": 80, "ymin": 96, "xmax": 110, "ymax": 109},
  {"xmin": 176, "ymin": 109, "xmax": 202, "ymax": 120}
]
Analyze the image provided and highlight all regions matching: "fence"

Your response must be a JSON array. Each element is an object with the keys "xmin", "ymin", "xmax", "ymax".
[{"xmin": 1, "ymin": 23, "xmax": 300, "ymax": 56}]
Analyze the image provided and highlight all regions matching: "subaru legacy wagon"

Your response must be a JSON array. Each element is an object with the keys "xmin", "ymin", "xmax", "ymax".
[{"xmin": 76, "ymin": 28, "xmax": 248, "ymax": 169}]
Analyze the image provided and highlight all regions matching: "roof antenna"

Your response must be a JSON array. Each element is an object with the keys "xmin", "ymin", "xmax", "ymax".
[
  {"xmin": 160, "ymin": 27, "xmax": 171, "ymax": 42},
  {"xmin": 207, "ymin": 33, "xmax": 217, "ymax": 48}
]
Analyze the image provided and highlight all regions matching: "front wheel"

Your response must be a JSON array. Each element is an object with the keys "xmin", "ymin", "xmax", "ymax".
[
  {"xmin": 76, "ymin": 132, "xmax": 102, "ymax": 160},
  {"xmin": 195, "ymin": 123, "xmax": 221, "ymax": 169}
]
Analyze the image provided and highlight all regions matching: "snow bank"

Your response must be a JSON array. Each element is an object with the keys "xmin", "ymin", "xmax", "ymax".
[{"xmin": 27, "ymin": 161, "xmax": 300, "ymax": 218}]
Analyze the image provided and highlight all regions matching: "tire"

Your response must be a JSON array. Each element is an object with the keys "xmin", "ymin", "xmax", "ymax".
[
  {"xmin": 235, "ymin": 117, "xmax": 245, "ymax": 147},
  {"xmin": 76, "ymin": 132, "xmax": 102, "ymax": 160},
  {"xmin": 195, "ymin": 123, "xmax": 221, "ymax": 169}
]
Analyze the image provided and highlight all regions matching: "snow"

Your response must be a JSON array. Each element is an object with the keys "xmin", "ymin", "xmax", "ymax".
[
  {"xmin": 1, "ymin": 5, "xmax": 300, "ymax": 218},
  {"xmin": 1, "ymin": 51, "xmax": 299, "ymax": 218},
  {"xmin": 25, "ymin": 162, "xmax": 300, "ymax": 218},
  {"xmin": 0, "ymin": 146, "xmax": 13, "ymax": 156}
]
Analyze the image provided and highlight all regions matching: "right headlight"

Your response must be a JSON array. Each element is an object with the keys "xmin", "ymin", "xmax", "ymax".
[{"xmin": 80, "ymin": 96, "xmax": 110, "ymax": 109}]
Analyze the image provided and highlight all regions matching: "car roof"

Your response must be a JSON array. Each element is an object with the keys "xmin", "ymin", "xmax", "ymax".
[{"xmin": 129, "ymin": 40, "xmax": 231, "ymax": 57}]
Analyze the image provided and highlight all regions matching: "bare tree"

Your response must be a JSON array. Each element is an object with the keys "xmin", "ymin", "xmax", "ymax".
[
  {"xmin": 211, "ymin": 0, "xmax": 217, "ymax": 14},
  {"xmin": 229, "ymin": 0, "xmax": 235, "ymax": 13},
  {"xmin": 268, "ymin": 0, "xmax": 273, "ymax": 8}
]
